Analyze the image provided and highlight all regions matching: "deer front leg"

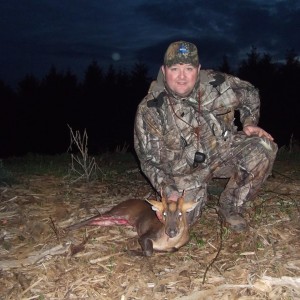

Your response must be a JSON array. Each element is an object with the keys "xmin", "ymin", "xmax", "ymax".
[{"xmin": 138, "ymin": 235, "xmax": 154, "ymax": 257}]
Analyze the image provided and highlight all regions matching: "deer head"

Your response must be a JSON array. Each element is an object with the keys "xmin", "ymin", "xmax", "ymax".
[{"xmin": 147, "ymin": 196, "xmax": 198, "ymax": 238}]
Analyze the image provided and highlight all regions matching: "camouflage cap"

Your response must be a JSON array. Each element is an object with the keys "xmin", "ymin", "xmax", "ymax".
[{"xmin": 164, "ymin": 41, "xmax": 199, "ymax": 67}]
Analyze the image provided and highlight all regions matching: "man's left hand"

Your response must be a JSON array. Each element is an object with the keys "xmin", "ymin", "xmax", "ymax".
[{"xmin": 243, "ymin": 125, "xmax": 274, "ymax": 141}]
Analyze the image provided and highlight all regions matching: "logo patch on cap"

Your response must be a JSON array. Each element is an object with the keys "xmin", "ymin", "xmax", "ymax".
[{"xmin": 178, "ymin": 45, "xmax": 189, "ymax": 54}]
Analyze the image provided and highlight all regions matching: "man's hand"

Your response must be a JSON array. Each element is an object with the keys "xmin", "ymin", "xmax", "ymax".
[
  {"xmin": 167, "ymin": 191, "xmax": 180, "ymax": 201},
  {"xmin": 243, "ymin": 125, "xmax": 274, "ymax": 141}
]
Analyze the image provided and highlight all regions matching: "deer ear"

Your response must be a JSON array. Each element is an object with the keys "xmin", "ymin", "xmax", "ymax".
[
  {"xmin": 146, "ymin": 199, "xmax": 164, "ymax": 212},
  {"xmin": 183, "ymin": 201, "xmax": 199, "ymax": 213}
]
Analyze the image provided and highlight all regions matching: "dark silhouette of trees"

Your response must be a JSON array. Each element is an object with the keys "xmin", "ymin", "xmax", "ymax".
[
  {"xmin": 237, "ymin": 47, "xmax": 300, "ymax": 146},
  {"xmin": 273, "ymin": 50, "xmax": 300, "ymax": 145},
  {"xmin": 42, "ymin": 67, "xmax": 79, "ymax": 153},
  {"xmin": 15, "ymin": 67, "xmax": 79, "ymax": 154},
  {"xmin": 80, "ymin": 61, "xmax": 105, "ymax": 152},
  {"xmin": 16, "ymin": 74, "xmax": 42, "ymax": 154},
  {"xmin": 0, "ymin": 50, "xmax": 299, "ymax": 157},
  {"xmin": 0, "ymin": 80, "xmax": 17, "ymax": 155},
  {"xmin": 219, "ymin": 55, "xmax": 232, "ymax": 74}
]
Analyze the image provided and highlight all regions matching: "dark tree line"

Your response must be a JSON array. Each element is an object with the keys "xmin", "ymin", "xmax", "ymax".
[
  {"xmin": 236, "ymin": 48, "xmax": 300, "ymax": 147},
  {"xmin": 0, "ymin": 61, "xmax": 150, "ymax": 157},
  {"xmin": 0, "ymin": 48, "xmax": 299, "ymax": 157}
]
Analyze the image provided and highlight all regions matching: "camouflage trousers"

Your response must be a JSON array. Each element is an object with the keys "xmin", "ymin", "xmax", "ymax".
[{"xmin": 184, "ymin": 133, "xmax": 278, "ymax": 225}]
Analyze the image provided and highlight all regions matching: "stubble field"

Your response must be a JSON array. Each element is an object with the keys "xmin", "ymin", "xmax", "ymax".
[{"xmin": 0, "ymin": 152, "xmax": 300, "ymax": 299}]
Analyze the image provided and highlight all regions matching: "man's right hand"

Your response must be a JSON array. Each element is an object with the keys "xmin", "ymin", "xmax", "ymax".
[{"xmin": 167, "ymin": 191, "xmax": 180, "ymax": 201}]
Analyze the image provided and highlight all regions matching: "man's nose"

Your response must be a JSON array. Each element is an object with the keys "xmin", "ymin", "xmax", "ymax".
[{"xmin": 178, "ymin": 70, "xmax": 186, "ymax": 79}]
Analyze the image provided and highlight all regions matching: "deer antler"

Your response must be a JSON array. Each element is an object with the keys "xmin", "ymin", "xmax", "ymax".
[{"xmin": 160, "ymin": 187, "xmax": 164, "ymax": 198}]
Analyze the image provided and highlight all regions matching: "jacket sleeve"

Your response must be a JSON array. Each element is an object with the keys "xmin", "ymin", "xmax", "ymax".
[
  {"xmin": 227, "ymin": 75, "xmax": 260, "ymax": 127},
  {"xmin": 134, "ymin": 98, "xmax": 197, "ymax": 196}
]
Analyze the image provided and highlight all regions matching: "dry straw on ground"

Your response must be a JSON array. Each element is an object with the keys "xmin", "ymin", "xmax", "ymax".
[{"xmin": 0, "ymin": 158, "xmax": 300, "ymax": 299}]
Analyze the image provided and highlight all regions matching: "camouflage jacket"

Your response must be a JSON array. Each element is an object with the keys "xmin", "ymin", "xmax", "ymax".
[{"xmin": 134, "ymin": 69, "xmax": 260, "ymax": 195}]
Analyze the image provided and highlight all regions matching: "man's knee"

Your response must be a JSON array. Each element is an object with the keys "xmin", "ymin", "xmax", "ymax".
[
  {"xmin": 256, "ymin": 137, "xmax": 278, "ymax": 161},
  {"xmin": 239, "ymin": 136, "xmax": 277, "ymax": 164},
  {"xmin": 239, "ymin": 136, "xmax": 278, "ymax": 179},
  {"xmin": 254, "ymin": 137, "xmax": 277, "ymax": 172}
]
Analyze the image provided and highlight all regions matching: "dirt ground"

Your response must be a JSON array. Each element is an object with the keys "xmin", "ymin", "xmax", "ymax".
[{"xmin": 0, "ymin": 156, "xmax": 300, "ymax": 299}]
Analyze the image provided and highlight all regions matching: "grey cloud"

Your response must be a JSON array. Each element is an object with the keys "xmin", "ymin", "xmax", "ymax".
[{"xmin": 0, "ymin": 0, "xmax": 299, "ymax": 86}]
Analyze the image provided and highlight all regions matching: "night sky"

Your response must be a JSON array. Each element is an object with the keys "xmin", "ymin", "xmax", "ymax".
[{"xmin": 1, "ymin": 0, "xmax": 299, "ymax": 87}]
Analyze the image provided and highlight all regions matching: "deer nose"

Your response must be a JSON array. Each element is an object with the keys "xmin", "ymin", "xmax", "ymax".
[{"xmin": 166, "ymin": 228, "xmax": 178, "ymax": 238}]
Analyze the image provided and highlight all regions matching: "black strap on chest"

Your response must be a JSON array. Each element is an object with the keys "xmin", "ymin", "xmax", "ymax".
[{"xmin": 147, "ymin": 92, "xmax": 165, "ymax": 108}]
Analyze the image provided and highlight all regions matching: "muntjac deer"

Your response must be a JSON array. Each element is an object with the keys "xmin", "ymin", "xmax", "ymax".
[{"xmin": 67, "ymin": 196, "xmax": 197, "ymax": 256}]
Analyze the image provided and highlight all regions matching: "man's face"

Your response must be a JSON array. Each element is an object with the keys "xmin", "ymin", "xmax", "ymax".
[{"xmin": 162, "ymin": 64, "xmax": 200, "ymax": 97}]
